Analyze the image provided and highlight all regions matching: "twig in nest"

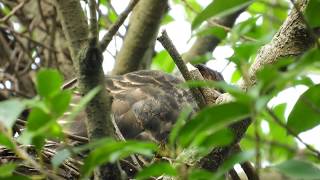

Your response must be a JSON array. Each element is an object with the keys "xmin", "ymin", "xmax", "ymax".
[{"xmin": 111, "ymin": 115, "xmax": 143, "ymax": 169}]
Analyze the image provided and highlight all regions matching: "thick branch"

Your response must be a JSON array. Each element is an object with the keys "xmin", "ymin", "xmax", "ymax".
[
  {"xmin": 112, "ymin": 0, "xmax": 168, "ymax": 75},
  {"xmin": 183, "ymin": 8, "xmax": 245, "ymax": 63},
  {"xmin": 54, "ymin": 0, "xmax": 88, "ymax": 60},
  {"xmin": 243, "ymin": 0, "xmax": 313, "ymax": 87},
  {"xmin": 158, "ymin": 30, "xmax": 206, "ymax": 108},
  {"xmin": 55, "ymin": 0, "xmax": 124, "ymax": 178}
]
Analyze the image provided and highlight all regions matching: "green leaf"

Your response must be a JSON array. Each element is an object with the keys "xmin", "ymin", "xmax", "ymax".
[
  {"xmin": 192, "ymin": 0, "xmax": 254, "ymax": 29},
  {"xmin": 266, "ymin": 103, "xmax": 296, "ymax": 161},
  {"xmin": 287, "ymin": 84, "xmax": 320, "ymax": 134},
  {"xmin": 196, "ymin": 26, "xmax": 227, "ymax": 40},
  {"xmin": 231, "ymin": 42, "xmax": 261, "ymax": 63},
  {"xmin": 51, "ymin": 149, "xmax": 72, "ymax": 168},
  {"xmin": 161, "ymin": 14, "xmax": 174, "ymax": 25},
  {"xmin": 231, "ymin": 69, "xmax": 241, "ymax": 83},
  {"xmin": 0, "ymin": 99, "xmax": 25, "ymax": 129},
  {"xmin": 66, "ymin": 86, "xmax": 101, "ymax": 122},
  {"xmin": 0, "ymin": 133, "xmax": 14, "ymax": 149},
  {"xmin": 107, "ymin": 8, "xmax": 118, "ymax": 23},
  {"xmin": 81, "ymin": 139, "xmax": 157, "ymax": 178},
  {"xmin": 36, "ymin": 69, "xmax": 63, "ymax": 98},
  {"xmin": 27, "ymin": 107, "xmax": 51, "ymax": 131},
  {"xmin": 193, "ymin": 129, "xmax": 234, "ymax": 149},
  {"xmin": 272, "ymin": 159, "xmax": 320, "ymax": 179},
  {"xmin": 0, "ymin": 163, "xmax": 16, "ymax": 177},
  {"xmin": 0, "ymin": 176, "xmax": 30, "ymax": 180},
  {"xmin": 188, "ymin": 169, "xmax": 215, "ymax": 180},
  {"xmin": 48, "ymin": 90, "xmax": 72, "ymax": 117},
  {"xmin": 177, "ymin": 101, "xmax": 250, "ymax": 147},
  {"xmin": 305, "ymin": 0, "xmax": 320, "ymax": 28},
  {"xmin": 169, "ymin": 106, "xmax": 193, "ymax": 147},
  {"xmin": 135, "ymin": 162, "xmax": 177, "ymax": 180},
  {"xmin": 151, "ymin": 50, "xmax": 175, "ymax": 73}
]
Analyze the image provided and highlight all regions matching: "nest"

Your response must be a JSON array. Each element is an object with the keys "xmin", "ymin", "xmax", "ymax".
[{"xmin": 0, "ymin": 119, "xmax": 150, "ymax": 179}]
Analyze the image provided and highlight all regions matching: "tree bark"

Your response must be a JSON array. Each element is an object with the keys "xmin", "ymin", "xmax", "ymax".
[
  {"xmin": 55, "ymin": 0, "xmax": 121, "ymax": 179},
  {"xmin": 112, "ymin": 0, "xmax": 168, "ymax": 75}
]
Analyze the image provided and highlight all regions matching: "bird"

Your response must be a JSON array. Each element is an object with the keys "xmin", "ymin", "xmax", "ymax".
[{"xmin": 61, "ymin": 64, "xmax": 224, "ymax": 143}]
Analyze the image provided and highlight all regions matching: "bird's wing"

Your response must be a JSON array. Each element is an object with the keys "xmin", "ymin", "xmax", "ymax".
[{"xmin": 105, "ymin": 70, "xmax": 196, "ymax": 142}]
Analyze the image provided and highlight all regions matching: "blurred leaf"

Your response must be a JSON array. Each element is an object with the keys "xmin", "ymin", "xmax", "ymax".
[
  {"xmin": 162, "ymin": 14, "xmax": 174, "ymax": 25},
  {"xmin": 290, "ymin": 48, "xmax": 320, "ymax": 70},
  {"xmin": 305, "ymin": 0, "xmax": 320, "ymax": 28},
  {"xmin": 232, "ymin": 15, "xmax": 261, "ymax": 38},
  {"xmin": 215, "ymin": 151, "xmax": 255, "ymax": 179},
  {"xmin": 196, "ymin": 26, "xmax": 227, "ymax": 40},
  {"xmin": 135, "ymin": 162, "xmax": 177, "ymax": 180},
  {"xmin": 66, "ymin": 86, "xmax": 101, "ymax": 122},
  {"xmin": 192, "ymin": 0, "xmax": 254, "ymax": 29},
  {"xmin": 265, "ymin": 104, "xmax": 296, "ymax": 161},
  {"xmin": 0, "ymin": 99, "xmax": 25, "ymax": 129},
  {"xmin": 48, "ymin": 90, "xmax": 72, "ymax": 117},
  {"xmin": 188, "ymin": 169, "xmax": 215, "ymax": 180},
  {"xmin": 231, "ymin": 69, "xmax": 241, "ymax": 83},
  {"xmin": 189, "ymin": 53, "xmax": 213, "ymax": 65},
  {"xmin": 32, "ymin": 135, "xmax": 45, "ymax": 150},
  {"xmin": 36, "ymin": 69, "xmax": 63, "ymax": 98},
  {"xmin": 0, "ymin": 133, "xmax": 14, "ymax": 149},
  {"xmin": 169, "ymin": 106, "xmax": 193, "ymax": 147},
  {"xmin": 81, "ymin": 139, "xmax": 157, "ymax": 178},
  {"xmin": 272, "ymin": 159, "xmax": 320, "ymax": 179},
  {"xmin": 288, "ymin": 84, "xmax": 320, "ymax": 134},
  {"xmin": 51, "ymin": 149, "xmax": 72, "ymax": 168},
  {"xmin": 177, "ymin": 101, "xmax": 250, "ymax": 147},
  {"xmin": 231, "ymin": 42, "xmax": 261, "ymax": 63},
  {"xmin": 27, "ymin": 107, "xmax": 51, "ymax": 131},
  {"xmin": 107, "ymin": 8, "xmax": 118, "ymax": 23},
  {"xmin": 151, "ymin": 50, "xmax": 175, "ymax": 73},
  {"xmin": 0, "ymin": 163, "xmax": 16, "ymax": 177},
  {"xmin": 0, "ymin": 176, "xmax": 30, "ymax": 180},
  {"xmin": 194, "ymin": 129, "xmax": 234, "ymax": 149},
  {"xmin": 292, "ymin": 76, "xmax": 315, "ymax": 87}
]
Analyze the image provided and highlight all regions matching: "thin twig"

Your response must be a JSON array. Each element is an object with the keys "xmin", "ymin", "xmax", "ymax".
[
  {"xmin": 62, "ymin": 78, "xmax": 77, "ymax": 90},
  {"xmin": 208, "ymin": 20, "xmax": 258, "ymax": 42},
  {"xmin": 0, "ymin": 0, "xmax": 29, "ymax": 23},
  {"xmin": 111, "ymin": 115, "xmax": 142, "ymax": 169},
  {"xmin": 99, "ymin": 0, "xmax": 140, "ymax": 51},
  {"xmin": 233, "ymin": 144, "xmax": 260, "ymax": 180},
  {"xmin": 253, "ymin": 114, "xmax": 261, "ymax": 174},
  {"xmin": 88, "ymin": 0, "xmax": 98, "ymax": 41},
  {"xmin": 229, "ymin": 168, "xmax": 241, "ymax": 180},
  {"xmin": 157, "ymin": 30, "xmax": 206, "ymax": 108},
  {"xmin": 0, "ymin": 124, "xmax": 63, "ymax": 179},
  {"xmin": 266, "ymin": 108, "xmax": 320, "ymax": 159},
  {"xmin": 244, "ymin": 134, "xmax": 297, "ymax": 152}
]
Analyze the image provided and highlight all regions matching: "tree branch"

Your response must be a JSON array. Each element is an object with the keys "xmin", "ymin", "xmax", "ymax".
[
  {"xmin": 200, "ymin": 0, "xmax": 315, "ymax": 172},
  {"xmin": 157, "ymin": 30, "xmax": 206, "ymax": 108},
  {"xmin": 99, "ymin": 0, "xmax": 140, "ymax": 52},
  {"xmin": 111, "ymin": 0, "xmax": 168, "ymax": 75},
  {"xmin": 183, "ymin": 8, "xmax": 246, "ymax": 63}
]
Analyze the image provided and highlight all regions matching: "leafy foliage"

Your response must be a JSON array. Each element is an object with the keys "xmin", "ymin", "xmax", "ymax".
[{"xmin": 1, "ymin": 0, "xmax": 320, "ymax": 179}]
